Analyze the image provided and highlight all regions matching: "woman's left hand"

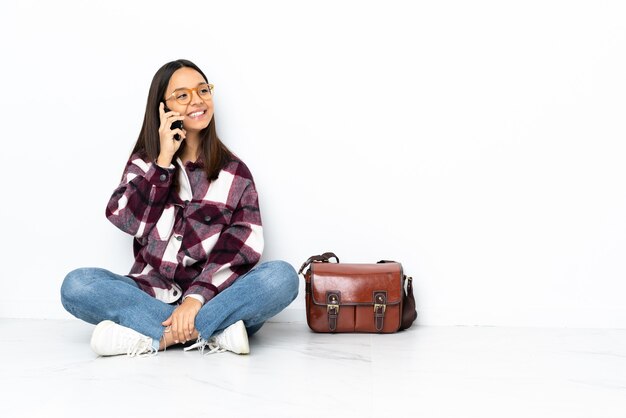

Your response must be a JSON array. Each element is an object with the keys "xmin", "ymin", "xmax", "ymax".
[{"xmin": 162, "ymin": 297, "xmax": 202, "ymax": 344}]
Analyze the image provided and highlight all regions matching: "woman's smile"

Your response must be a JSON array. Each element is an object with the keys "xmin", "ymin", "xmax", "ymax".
[{"xmin": 187, "ymin": 109, "xmax": 207, "ymax": 120}]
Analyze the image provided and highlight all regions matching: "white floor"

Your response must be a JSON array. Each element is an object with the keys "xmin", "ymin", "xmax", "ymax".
[{"xmin": 1, "ymin": 319, "xmax": 625, "ymax": 418}]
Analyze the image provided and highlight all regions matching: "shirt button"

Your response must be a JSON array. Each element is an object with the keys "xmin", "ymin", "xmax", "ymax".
[
  {"xmin": 184, "ymin": 200, "xmax": 190, "ymax": 205},
  {"xmin": 175, "ymin": 235, "xmax": 182, "ymax": 241},
  {"xmin": 159, "ymin": 174, "xmax": 167, "ymax": 182},
  {"xmin": 204, "ymin": 216, "xmax": 211, "ymax": 222}
]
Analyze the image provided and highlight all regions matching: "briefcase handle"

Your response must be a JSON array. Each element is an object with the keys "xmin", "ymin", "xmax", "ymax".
[{"xmin": 298, "ymin": 252, "xmax": 339, "ymax": 275}]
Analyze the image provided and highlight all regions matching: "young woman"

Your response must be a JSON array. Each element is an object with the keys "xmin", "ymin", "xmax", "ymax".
[{"xmin": 61, "ymin": 59, "xmax": 299, "ymax": 357}]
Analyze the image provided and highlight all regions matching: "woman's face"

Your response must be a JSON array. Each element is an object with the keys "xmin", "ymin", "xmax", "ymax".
[{"xmin": 163, "ymin": 67, "xmax": 214, "ymax": 133}]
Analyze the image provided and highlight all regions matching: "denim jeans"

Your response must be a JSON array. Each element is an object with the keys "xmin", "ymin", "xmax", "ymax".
[{"xmin": 60, "ymin": 261, "xmax": 299, "ymax": 349}]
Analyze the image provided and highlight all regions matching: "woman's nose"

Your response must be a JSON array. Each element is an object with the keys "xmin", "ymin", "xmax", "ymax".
[{"xmin": 190, "ymin": 90, "xmax": 203, "ymax": 105}]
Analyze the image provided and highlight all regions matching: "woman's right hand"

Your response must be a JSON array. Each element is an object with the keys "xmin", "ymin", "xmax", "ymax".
[{"xmin": 156, "ymin": 102, "xmax": 186, "ymax": 167}]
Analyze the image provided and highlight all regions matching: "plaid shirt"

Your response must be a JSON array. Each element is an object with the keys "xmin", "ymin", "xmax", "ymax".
[{"xmin": 106, "ymin": 153, "xmax": 264, "ymax": 304}]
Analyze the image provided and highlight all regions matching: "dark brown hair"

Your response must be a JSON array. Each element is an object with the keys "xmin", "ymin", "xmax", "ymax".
[{"xmin": 131, "ymin": 59, "xmax": 234, "ymax": 182}]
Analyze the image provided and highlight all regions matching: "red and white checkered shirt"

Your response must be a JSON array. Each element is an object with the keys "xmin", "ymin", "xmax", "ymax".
[{"xmin": 106, "ymin": 152, "xmax": 264, "ymax": 304}]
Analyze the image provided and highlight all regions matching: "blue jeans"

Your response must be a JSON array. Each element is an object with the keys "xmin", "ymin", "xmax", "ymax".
[{"xmin": 60, "ymin": 261, "xmax": 299, "ymax": 348}]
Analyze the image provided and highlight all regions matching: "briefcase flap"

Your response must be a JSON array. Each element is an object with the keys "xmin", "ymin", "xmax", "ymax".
[{"xmin": 310, "ymin": 262, "xmax": 403, "ymax": 306}]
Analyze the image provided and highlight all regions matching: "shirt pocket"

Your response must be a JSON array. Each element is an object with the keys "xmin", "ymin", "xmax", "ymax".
[
  {"xmin": 188, "ymin": 202, "xmax": 233, "ymax": 227},
  {"xmin": 184, "ymin": 203, "xmax": 233, "ymax": 259}
]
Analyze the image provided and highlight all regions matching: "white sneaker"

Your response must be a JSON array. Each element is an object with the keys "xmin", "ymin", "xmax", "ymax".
[
  {"xmin": 91, "ymin": 320, "xmax": 156, "ymax": 357},
  {"xmin": 184, "ymin": 320, "xmax": 250, "ymax": 355}
]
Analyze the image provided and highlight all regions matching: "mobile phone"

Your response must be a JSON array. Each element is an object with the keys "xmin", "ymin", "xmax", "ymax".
[
  {"xmin": 164, "ymin": 106, "xmax": 183, "ymax": 141},
  {"xmin": 171, "ymin": 120, "xmax": 183, "ymax": 141}
]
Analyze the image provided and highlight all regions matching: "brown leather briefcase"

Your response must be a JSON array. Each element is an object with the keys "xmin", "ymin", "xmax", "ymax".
[{"xmin": 298, "ymin": 252, "xmax": 417, "ymax": 333}]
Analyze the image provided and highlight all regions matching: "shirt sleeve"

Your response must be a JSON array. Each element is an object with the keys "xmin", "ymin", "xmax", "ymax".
[
  {"xmin": 183, "ymin": 176, "xmax": 264, "ymax": 302},
  {"xmin": 105, "ymin": 153, "xmax": 175, "ymax": 239},
  {"xmin": 183, "ymin": 294, "xmax": 205, "ymax": 305}
]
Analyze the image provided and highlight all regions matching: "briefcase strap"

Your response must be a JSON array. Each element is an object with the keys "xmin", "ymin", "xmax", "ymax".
[
  {"xmin": 298, "ymin": 252, "xmax": 339, "ymax": 275},
  {"xmin": 374, "ymin": 291, "xmax": 387, "ymax": 331}
]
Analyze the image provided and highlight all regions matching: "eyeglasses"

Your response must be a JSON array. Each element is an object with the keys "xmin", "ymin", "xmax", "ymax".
[{"xmin": 165, "ymin": 82, "xmax": 214, "ymax": 105}]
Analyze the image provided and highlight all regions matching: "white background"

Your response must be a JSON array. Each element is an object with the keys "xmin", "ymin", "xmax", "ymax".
[{"xmin": 1, "ymin": 0, "xmax": 624, "ymax": 328}]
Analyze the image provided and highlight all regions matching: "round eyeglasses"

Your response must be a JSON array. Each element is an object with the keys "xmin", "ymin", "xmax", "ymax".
[{"xmin": 165, "ymin": 82, "xmax": 214, "ymax": 105}]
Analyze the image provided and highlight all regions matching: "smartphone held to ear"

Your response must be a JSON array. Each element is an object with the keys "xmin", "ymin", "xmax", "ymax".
[
  {"xmin": 170, "ymin": 120, "xmax": 183, "ymax": 141},
  {"xmin": 164, "ymin": 105, "xmax": 183, "ymax": 141}
]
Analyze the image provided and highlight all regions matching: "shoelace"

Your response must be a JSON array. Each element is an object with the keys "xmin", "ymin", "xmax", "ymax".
[
  {"xmin": 127, "ymin": 338, "xmax": 157, "ymax": 357},
  {"xmin": 184, "ymin": 337, "xmax": 226, "ymax": 355}
]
